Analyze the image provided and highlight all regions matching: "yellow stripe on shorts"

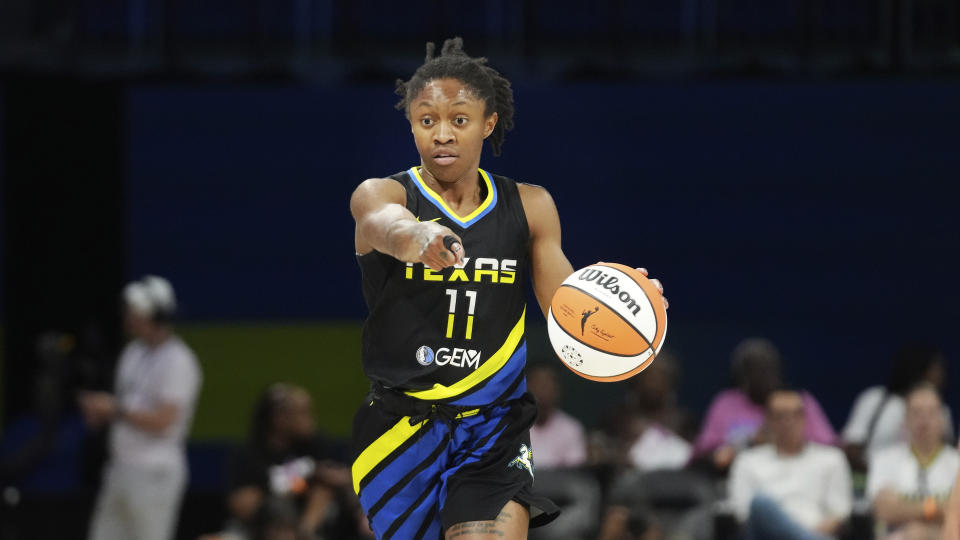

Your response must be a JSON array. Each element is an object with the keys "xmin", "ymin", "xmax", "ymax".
[{"xmin": 352, "ymin": 416, "xmax": 422, "ymax": 494}]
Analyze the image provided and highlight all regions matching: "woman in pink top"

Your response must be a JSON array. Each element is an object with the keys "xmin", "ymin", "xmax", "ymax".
[{"xmin": 692, "ymin": 338, "xmax": 837, "ymax": 472}]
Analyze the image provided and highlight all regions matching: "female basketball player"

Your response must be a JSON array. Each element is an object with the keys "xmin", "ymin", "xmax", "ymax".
[{"xmin": 350, "ymin": 38, "xmax": 666, "ymax": 539}]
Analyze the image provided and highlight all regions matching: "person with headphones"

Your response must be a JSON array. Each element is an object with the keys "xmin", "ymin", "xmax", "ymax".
[{"xmin": 79, "ymin": 275, "xmax": 202, "ymax": 540}]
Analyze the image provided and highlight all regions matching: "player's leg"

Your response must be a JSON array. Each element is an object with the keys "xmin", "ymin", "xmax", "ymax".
[{"xmin": 445, "ymin": 500, "xmax": 529, "ymax": 539}]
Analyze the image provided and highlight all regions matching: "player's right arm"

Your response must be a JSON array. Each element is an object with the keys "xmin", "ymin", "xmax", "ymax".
[{"xmin": 350, "ymin": 177, "xmax": 464, "ymax": 270}]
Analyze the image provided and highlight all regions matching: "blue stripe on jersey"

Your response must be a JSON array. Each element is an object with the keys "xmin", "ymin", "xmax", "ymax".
[
  {"xmin": 407, "ymin": 167, "xmax": 499, "ymax": 228},
  {"xmin": 449, "ymin": 341, "xmax": 527, "ymax": 407}
]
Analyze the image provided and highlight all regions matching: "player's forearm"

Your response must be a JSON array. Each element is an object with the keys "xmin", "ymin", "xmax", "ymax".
[
  {"xmin": 358, "ymin": 205, "xmax": 427, "ymax": 262},
  {"xmin": 383, "ymin": 218, "xmax": 430, "ymax": 262}
]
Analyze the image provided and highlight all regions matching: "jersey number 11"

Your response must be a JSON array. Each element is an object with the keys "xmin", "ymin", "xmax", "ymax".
[{"xmin": 444, "ymin": 289, "xmax": 477, "ymax": 340}]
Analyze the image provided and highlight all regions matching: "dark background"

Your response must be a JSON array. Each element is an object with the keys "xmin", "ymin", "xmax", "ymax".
[{"xmin": 1, "ymin": 0, "xmax": 959, "ymax": 538}]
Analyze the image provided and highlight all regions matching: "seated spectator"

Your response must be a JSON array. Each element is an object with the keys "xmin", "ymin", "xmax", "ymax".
[
  {"xmin": 729, "ymin": 388, "xmax": 851, "ymax": 540},
  {"xmin": 868, "ymin": 383, "xmax": 959, "ymax": 539},
  {"xmin": 601, "ymin": 351, "xmax": 696, "ymax": 470},
  {"xmin": 223, "ymin": 384, "xmax": 369, "ymax": 540},
  {"xmin": 842, "ymin": 344, "xmax": 951, "ymax": 471},
  {"xmin": 692, "ymin": 338, "xmax": 837, "ymax": 473},
  {"xmin": 527, "ymin": 364, "xmax": 587, "ymax": 469},
  {"xmin": 596, "ymin": 505, "xmax": 660, "ymax": 540}
]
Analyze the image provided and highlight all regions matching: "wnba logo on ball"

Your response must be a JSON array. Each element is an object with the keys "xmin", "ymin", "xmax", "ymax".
[{"xmin": 415, "ymin": 345, "xmax": 435, "ymax": 366}]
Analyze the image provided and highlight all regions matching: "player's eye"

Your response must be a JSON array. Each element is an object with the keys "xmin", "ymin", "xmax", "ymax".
[
  {"xmin": 421, "ymin": 117, "xmax": 433, "ymax": 126},
  {"xmin": 454, "ymin": 116, "xmax": 468, "ymax": 126}
]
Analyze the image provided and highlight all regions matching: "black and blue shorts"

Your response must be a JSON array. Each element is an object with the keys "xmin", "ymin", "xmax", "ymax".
[{"xmin": 351, "ymin": 389, "xmax": 559, "ymax": 539}]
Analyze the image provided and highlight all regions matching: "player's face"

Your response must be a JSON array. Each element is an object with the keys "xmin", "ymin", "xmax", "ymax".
[{"xmin": 409, "ymin": 78, "xmax": 498, "ymax": 183}]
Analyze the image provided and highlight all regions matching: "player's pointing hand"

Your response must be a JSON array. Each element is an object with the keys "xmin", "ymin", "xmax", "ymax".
[
  {"xmin": 418, "ymin": 222, "xmax": 465, "ymax": 271},
  {"xmin": 637, "ymin": 267, "xmax": 669, "ymax": 310}
]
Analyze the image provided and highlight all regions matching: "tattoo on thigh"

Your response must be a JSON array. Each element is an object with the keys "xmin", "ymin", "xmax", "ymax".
[{"xmin": 447, "ymin": 520, "xmax": 506, "ymax": 537}]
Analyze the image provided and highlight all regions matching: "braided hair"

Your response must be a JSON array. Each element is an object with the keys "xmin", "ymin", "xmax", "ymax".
[{"xmin": 395, "ymin": 37, "xmax": 515, "ymax": 156}]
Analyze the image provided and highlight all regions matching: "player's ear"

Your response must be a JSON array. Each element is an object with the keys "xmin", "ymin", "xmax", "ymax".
[{"xmin": 483, "ymin": 112, "xmax": 498, "ymax": 139}]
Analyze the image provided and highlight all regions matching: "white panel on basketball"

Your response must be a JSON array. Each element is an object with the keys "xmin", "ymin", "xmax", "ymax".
[
  {"xmin": 653, "ymin": 316, "xmax": 668, "ymax": 355},
  {"xmin": 563, "ymin": 265, "xmax": 658, "ymax": 342},
  {"xmin": 548, "ymin": 308, "xmax": 655, "ymax": 378}
]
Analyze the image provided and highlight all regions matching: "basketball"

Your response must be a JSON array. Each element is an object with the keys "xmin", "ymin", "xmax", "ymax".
[{"xmin": 547, "ymin": 262, "xmax": 668, "ymax": 381}]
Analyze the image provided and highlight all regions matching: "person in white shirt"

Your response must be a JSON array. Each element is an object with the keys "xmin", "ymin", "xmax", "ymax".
[
  {"xmin": 841, "ymin": 344, "xmax": 950, "ymax": 469},
  {"xmin": 729, "ymin": 388, "xmax": 852, "ymax": 540},
  {"xmin": 79, "ymin": 276, "xmax": 202, "ymax": 540},
  {"xmin": 868, "ymin": 383, "xmax": 959, "ymax": 540},
  {"xmin": 527, "ymin": 364, "xmax": 586, "ymax": 469}
]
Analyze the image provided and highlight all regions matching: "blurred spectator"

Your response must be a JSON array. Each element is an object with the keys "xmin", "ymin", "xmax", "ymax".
[
  {"xmin": 842, "ymin": 344, "xmax": 951, "ymax": 471},
  {"xmin": 596, "ymin": 505, "xmax": 660, "ymax": 540},
  {"xmin": 79, "ymin": 276, "xmax": 202, "ymax": 540},
  {"xmin": 868, "ymin": 383, "xmax": 958, "ymax": 539},
  {"xmin": 218, "ymin": 383, "xmax": 368, "ymax": 540},
  {"xmin": 600, "ymin": 351, "xmax": 696, "ymax": 470},
  {"xmin": 0, "ymin": 332, "xmax": 84, "ymax": 491},
  {"xmin": 528, "ymin": 364, "xmax": 587, "ymax": 469},
  {"xmin": 692, "ymin": 338, "xmax": 836, "ymax": 473},
  {"xmin": 729, "ymin": 388, "xmax": 851, "ymax": 540},
  {"xmin": 946, "ymin": 456, "xmax": 960, "ymax": 540}
]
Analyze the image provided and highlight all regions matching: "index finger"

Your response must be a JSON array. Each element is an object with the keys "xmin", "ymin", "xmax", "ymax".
[{"xmin": 442, "ymin": 235, "xmax": 466, "ymax": 265}]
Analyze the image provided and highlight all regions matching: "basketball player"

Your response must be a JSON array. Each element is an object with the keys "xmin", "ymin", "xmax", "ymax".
[{"xmin": 350, "ymin": 38, "xmax": 666, "ymax": 539}]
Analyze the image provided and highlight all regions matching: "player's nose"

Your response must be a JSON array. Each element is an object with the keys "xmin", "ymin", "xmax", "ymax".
[{"xmin": 434, "ymin": 121, "xmax": 454, "ymax": 144}]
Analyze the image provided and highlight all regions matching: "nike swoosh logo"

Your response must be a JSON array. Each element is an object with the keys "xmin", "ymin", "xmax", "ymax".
[{"xmin": 416, "ymin": 216, "xmax": 442, "ymax": 223}]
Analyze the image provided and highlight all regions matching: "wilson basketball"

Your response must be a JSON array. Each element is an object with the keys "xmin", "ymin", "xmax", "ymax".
[{"xmin": 547, "ymin": 262, "xmax": 668, "ymax": 381}]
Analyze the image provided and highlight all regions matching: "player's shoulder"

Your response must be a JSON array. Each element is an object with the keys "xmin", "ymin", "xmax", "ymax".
[
  {"xmin": 354, "ymin": 174, "xmax": 407, "ymax": 194},
  {"xmin": 515, "ymin": 182, "xmax": 559, "ymax": 217},
  {"xmin": 350, "ymin": 174, "xmax": 409, "ymax": 212}
]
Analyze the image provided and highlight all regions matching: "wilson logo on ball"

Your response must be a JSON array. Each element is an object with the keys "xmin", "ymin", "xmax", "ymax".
[{"xmin": 577, "ymin": 268, "xmax": 643, "ymax": 317}]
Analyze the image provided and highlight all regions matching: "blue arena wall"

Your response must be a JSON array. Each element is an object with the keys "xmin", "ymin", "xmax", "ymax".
[{"xmin": 125, "ymin": 80, "xmax": 960, "ymax": 429}]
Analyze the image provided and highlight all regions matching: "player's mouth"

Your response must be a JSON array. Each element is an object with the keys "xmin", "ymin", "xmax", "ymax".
[{"xmin": 432, "ymin": 149, "xmax": 458, "ymax": 166}]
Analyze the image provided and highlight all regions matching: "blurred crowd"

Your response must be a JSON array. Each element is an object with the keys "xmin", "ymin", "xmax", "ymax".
[
  {"xmin": 0, "ymin": 277, "xmax": 955, "ymax": 540},
  {"xmin": 526, "ymin": 339, "xmax": 954, "ymax": 540}
]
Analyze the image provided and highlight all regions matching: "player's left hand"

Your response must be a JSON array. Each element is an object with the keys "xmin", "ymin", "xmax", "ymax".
[{"xmin": 636, "ymin": 267, "xmax": 669, "ymax": 309}]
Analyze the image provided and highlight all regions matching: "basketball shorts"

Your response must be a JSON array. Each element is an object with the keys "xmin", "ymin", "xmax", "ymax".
[{"xmin": 351, "ymin": 389, "xmax": 560, "ymax": 539}]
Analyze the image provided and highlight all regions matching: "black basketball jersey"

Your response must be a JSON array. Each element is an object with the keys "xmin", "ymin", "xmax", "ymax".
[{"xmin": 357, "ymin": 167, "xmax": 530, "ymax": 407}]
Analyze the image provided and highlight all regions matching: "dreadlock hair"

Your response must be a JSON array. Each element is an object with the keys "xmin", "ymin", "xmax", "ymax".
[{"xmin": 395, "ymin": 37, "xmax": 515, "ymax": 156}]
